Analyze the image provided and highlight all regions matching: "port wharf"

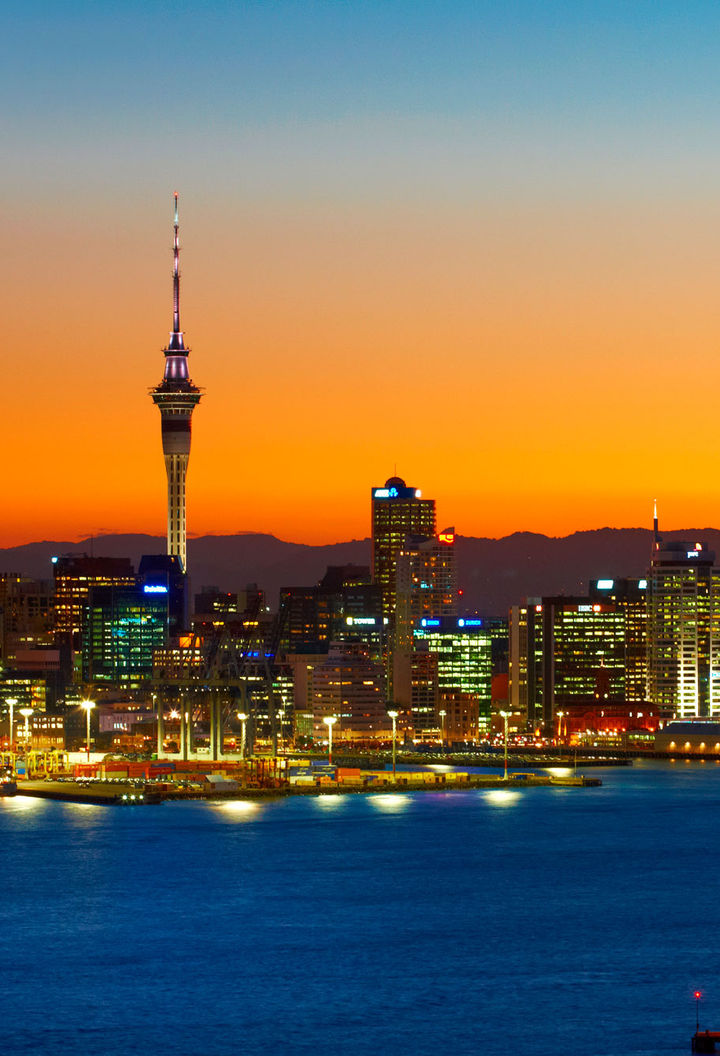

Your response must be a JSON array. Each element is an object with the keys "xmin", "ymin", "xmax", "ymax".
[{"xmin": 14, "ymin": 767, "xmax": 601, "ymax": 806}]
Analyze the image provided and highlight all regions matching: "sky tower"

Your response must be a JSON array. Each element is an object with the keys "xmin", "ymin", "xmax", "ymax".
[{"xmin": 151, "ymin": 193, "xmax": 202, "ymax": 572}]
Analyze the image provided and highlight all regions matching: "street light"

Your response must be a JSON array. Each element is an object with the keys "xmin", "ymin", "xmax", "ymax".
[
  {"xmin": 499, "ymin": 710, "xmax": 509, "ymax": 781},
  {"xmin": 80, "ymin": 700, "xmax": 95, "ymax": 762},
  {"xmin": 387, "ymin": 710, "xmax": 398, "ymax": 782},
  {"xmin": 323, "ymin": 716, "xmax": 337, "ymax": 767},
  {"xmin": 438, "ymin": 708, "xmax": 447, "ymax": 749},
  {"xmin": 5, "ymin": 697, "xmax": 17, "ymax": 749},
  {"xmin": 237, "ymin": 712, "xmax": 248, "ymax": 760},
  {"xmin": 557, "ymin": 710, "xmax": 565, "ymax": 745},
  {"xmin": 19, "ymin": 708, "xmax": 33, "ymax": 753}
]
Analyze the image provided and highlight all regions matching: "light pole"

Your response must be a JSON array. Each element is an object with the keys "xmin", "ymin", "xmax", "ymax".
[
  {"xmin": 500, "ymin": 710, "xmax": 509, "ymax": 781},
  {"xmin": 19, "ymin": 708, "xmax": 33, "ymax": 754},
  {"xmin": 237, "ymin": 712, "xmax": 248, "ymax": 760},
  {"xmin": 6, "ymin": 697, "xmax": 17, "ymax": 749},
  {"xmin": 80, "ymin": 700, "xmax": 95, "ymax": 762},
  {"xmin": 323, "ymin": 716, "xmax": 337, "ymax": 767},
  {"xmin": 557, "ymin": 709, "xmax": 565, "ymax": 745},
  {"xmin": 388, "ymin": 710, "xmax": 398, "ymax": 782},
  {"xmin": 695, "ymin": 990, "xmax": 702, "ymax": 1032},
  {"xmin": 438, "ymin": 708, "xmax": 446, "ymax": 749}
]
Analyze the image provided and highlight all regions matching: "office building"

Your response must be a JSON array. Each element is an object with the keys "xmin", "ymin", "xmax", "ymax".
[
  {"xmin": 509, "ymin": 578, "xmax": 648, "ymax": 732},
  {"xmin": 82, "ymin": 583, "xmax": 169, "ymax": 684},
  {"xmin": 393, "ymin": 529, "xmax": 458, "ymax": 708},
  {"xmin": 648, "ymin": 538, "xmax": 720, "ymax": 717},
  {"xmin": 310, "ymin": 642, "xmax": 387, "ymax": 741},
  {"xmin": 371, "ymin": 477, "xmax": 436, "ymax": 620},
  {"xmin": 53, "ymin": 555, "xmax": 136, "ymax": 650},
  {"xmin": 413, "ymin": 617, "xmax": 492, "ymax": 735}
]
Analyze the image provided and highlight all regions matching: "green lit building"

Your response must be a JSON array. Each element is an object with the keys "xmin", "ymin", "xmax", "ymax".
[
  {"xmin": 413, "ymin": 617, "xmax": 493, "ymax": 734},
  {"xmin": 82, "ymin": 585, "xmax": 169, "ymax": 685}
]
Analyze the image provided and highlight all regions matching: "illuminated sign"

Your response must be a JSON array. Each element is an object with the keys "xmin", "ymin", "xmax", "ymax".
[
  {"xmin": 596, "ymin": 579, "xmax": 614, "ymax": 589},
  {"xmin": 438, "ymin": 532, "xmax": 455, "ymax": 545},
  {"xmin": 458, "ymin": 618, "xmax": 483, "ymax": 627},
  {"xmin": 687, "ymin": 551, "xmax": 699, "ymax": 559},
  {"xmin": 373, "ymin": 487, "xmax": 399, "ymax": 499},
  {"xmin": 579, "ymin": 605, "xmax": 592, "ymax": 612},
  {"xmin": 421, "ymin": 619, "xmax": 440, "ymax": 627},
  {"xmin": 51, "ymin": 556, "xmax": 58, "ymax": 564},
  {"xmin": 346, "ymin": 617, "xmax": 376, "ymax": 626},
  {"xmin": 143, "ymin": 584, "xmax": 168, "ymax": 594},
  {"xmin": 638, "ymin": 579, "xmax": 647, "ymax": 589}
]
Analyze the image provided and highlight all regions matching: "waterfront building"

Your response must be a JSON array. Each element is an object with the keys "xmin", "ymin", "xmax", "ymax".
[
  {"xmin": 648, "ymin": 538, "xmax": 720, "ymax": 717},
  {"xmin": 509, "ymin": 579, "xmax": 648, "ymax": 732},
  {"xmin": 150, "ymin": 193, "xmax": 202, "ymax": 572},
  {"xmin": 371, "ymin": 477, "xmax": 436, "ymax": 620},
  {"xmin": 412, "ymin": 617, "xmax": 492, "ymax": 735},
  {"xmin": 310, "ymin": 642, "xmax": 387, "ymax": 742}
]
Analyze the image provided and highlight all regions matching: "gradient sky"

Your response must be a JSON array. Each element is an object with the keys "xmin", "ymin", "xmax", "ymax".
[{"xmin": 4, "ymin": 0, "xmax": 720, "ymax": 546}]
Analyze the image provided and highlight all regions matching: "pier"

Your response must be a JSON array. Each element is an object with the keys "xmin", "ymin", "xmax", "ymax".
[{"xmin": 13, "ymin": 770, "xmax": 600, "ymax": 806}]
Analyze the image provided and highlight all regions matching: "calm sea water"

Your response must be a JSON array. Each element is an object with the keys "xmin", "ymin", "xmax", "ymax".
[{"xmin": 2, "ymin": 761, "xmax": 718, "ymax": 1056}]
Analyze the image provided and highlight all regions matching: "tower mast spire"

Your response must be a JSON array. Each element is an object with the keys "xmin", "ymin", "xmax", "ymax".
[{"xmin": 173, "ymin": 191, "xmax": 181, "ymax": 336}]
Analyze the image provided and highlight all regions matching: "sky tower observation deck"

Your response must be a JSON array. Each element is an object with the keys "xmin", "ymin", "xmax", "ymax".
[{"xmin": 150, "ymin": 193, "xmax": 202, "ymax": 572}]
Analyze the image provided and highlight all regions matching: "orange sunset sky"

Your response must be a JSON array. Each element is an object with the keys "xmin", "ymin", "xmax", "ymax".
[{"xmin": 4, "ymin": 2, "xmax": 720, "ymax": 547}]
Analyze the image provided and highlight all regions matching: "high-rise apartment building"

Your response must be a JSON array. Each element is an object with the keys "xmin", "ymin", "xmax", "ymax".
[
  {"xmin": 310, "ymin": 642, "xmax": 387, "ymax": 741},
  {"xmin": 150, "ymin": 194, "xmax": 202, "ymax": 572},
  {"xmin": 648, "ymin": 538, "xmax": 720, "ymax": 717},
  {"xmin": 371, "ymin": 477, "xmax": 435, "ymax": 619}
]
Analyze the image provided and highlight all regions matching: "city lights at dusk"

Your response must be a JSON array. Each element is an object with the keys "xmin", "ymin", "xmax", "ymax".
[{"xmin": 5, "ymin": 5, "xmax": 720, "ymax": 1056}]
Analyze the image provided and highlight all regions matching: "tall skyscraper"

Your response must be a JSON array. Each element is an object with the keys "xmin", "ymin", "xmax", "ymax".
[
  {"xmin": 151, "ymin": 193, "xmax": 202, "ymax": 572},
  {"xmin": 648, "ymin": 537, "xmax": 720, "ymax": 717},
  {"xmin": 371, "ymin": 477, "xmax": 436, "ymax": 619}
]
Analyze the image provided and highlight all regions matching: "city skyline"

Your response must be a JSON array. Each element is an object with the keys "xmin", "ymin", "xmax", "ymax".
[{"xmin": 6, "ymin": 2, "xmax": 720, "ymax": 546}]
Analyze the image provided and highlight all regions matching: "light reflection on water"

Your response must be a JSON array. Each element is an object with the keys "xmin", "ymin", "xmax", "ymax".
[
  {"xmin": 0, "ymin": 763, "xmax": 717, "ymax": 1056},
  {"xmin": 482, "ymin": 788, "xmax": 520, "ymax": 806}
]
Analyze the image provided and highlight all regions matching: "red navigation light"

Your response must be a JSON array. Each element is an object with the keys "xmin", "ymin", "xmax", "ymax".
[{"xmin": 695, "ymin": 991, "xmax": 702, "ymax": 999}]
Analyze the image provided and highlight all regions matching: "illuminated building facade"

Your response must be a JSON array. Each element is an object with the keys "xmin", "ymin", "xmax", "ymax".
[
  {"xmin": 82, "ymin": 584, "xmax": 169, "ymax": 684},
  {"xmin": 371, "ymin": 477, "xmax": 436, "ymax": 620},
  {"xmin": 310, "ymin": 642, "xmax": 387, "ymax": 741},
  {"xmin": 648, "ymin": 539, "xmax": 720, "ymax": 717},
  {"xmin": 150, "ymin": 194, "xmax": 202, "ymax": 572},
  {"xmin": 393, "ymin": 530, "xmax": 458, "ymax": 709},
  {"xmin": 510, "ymin": 579, "xmax": 648, "ymax": 731},
  {"xmin": 53, "ymin": 555, "xmax": 136, "ymax": 650},
  {"xmin": 412, "ymin": 618, "xmax": 492, "ymax": 734}
]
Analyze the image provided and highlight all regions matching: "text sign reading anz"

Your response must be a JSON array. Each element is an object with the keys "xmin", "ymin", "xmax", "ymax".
[
  {"xmin": 373, "ymin": 487, "xmax": 399, "ymax": 498},
  {"xmin": 143, "ymin": 584, "xmax": 169, "ymax": 594}
]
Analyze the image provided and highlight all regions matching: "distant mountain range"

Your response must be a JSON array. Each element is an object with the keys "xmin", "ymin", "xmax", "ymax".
[{"xmin": 3, "ymin": 528, "xmax": 719, "ymax": 617}]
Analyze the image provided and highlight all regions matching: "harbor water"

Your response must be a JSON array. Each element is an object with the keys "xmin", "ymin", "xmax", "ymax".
[{"xmin": 2, "ymin": 759, "xmax": 718, "ymax": 1055}]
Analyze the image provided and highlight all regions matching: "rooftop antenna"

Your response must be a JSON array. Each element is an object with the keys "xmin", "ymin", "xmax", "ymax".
[{"xmin": 653, "ymin": 498, "xmax": 659, "ymax": 546}]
